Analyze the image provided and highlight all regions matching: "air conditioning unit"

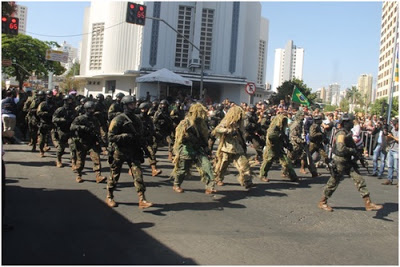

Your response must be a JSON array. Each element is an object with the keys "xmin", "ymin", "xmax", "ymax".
[{"xmin": 189, "ymin": 58, "xmax": 200, "ymax": 68}]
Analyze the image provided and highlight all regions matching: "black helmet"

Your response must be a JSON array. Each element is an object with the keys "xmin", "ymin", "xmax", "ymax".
[
  {"xmin": 139, "ymin": 102, "xmax": 150, "ymax": 110},
  {"xmin": 80, "ymin": 97, "xmax": 87, "ymax": 104},
  {"xmin": 175, "ymin": 99, "xmax": 181, "ymax": 105},
  {"xmin": 84, "ymin": 101, "xmax": 95, "ymax": 110},
  {"xmin": 37, "ymin": 91, "xmax": 44, "ymax": 96},
  {"xmin": 152, "ymin": 100, "xmax": 159, "ymax": 105},
  {"xmin": 121, "ymin": 95, "xmax": 136, "ymax": 105},
  {"xmin": 160, "ymin": 99, "xmax": 169, "ymax": 105},
  {"xmin": 96, "ymin": 93, "xmax": 104, "ymax": 101},
  {"xmin": 46, "ymin": 90, "xmax": 53, "ymax": 96},
  {"xmin": 115, "ymin": 92, "xmax": 125, "ymax": 99},
  {"xmin": 249, "ymin": 104, "xmax": 256, "ymax": 110},
  {"xmin": 63, "ymin": 95, "xmax": 73, "ymax": 101}
]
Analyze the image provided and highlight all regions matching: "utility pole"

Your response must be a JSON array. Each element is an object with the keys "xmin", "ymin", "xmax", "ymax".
[{"xmin": 146, "ymin": 16, "xmax": 205, "ymax": 94}]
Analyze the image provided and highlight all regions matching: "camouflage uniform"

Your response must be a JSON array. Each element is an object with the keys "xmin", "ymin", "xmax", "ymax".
[
  {"xmin": 309, "ymin": 116, "xmax": 329, "ymax": 165},
  {"xmin": 52, "ymin": 95, "xmax": 77, "ymax": 167},
  {"xmin": 26, "ymin": 92, "xmax": 45, "ymax": 152},
  {"xmin": 168, "ymin": 101, "xmax": 185, "ymax": 157},
  {"xmin": 260, "ymin": 114, "xmax": 298, "ymax": 182},
  {"xmin": 138, "ymin": 102, "xmax": 162, "ymax": 176},
  {"xmin": 171, "ymin": 103, "xmax": 216, "ymax": 193},
  {"xmin": 244, "ymin": 105, "xmax": 265, "ymax": 162},
  {"xmin": 153, "ymin": 100, "xmax": 174, "ymax": 153},
  {"xmin": 207, "ymin": 104, "xmax": 225, "ymax": 152},
  {"xmin": 318, "ymin": 114, "xmax": 383, "ymax": 212},
  {"xmin": 36, "ymin": 91, "xmax": 57, "ymax": 157},
  {"xmin": 106, "ymin": 96, "xmax": 152, "ymax": 209},
  {"xmin": 107, "ymin": 93, "xmax": 125, "ymax": 123},
  {"xmin": 287, "ymin": 111, "xmax": 318, "ymax": 176},
  {"xmin": 94, "ymin": 94, "xmax": 109, "ymax": 146},
  {"xmin": 213, "ymin": 106, "xmax": 254, "ymax": 189},
  {"xmin": 70, "ymin": 101, "xmax": 105, "ymax": 183}
]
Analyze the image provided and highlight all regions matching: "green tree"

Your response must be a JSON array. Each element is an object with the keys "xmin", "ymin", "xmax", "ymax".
[
  {"xmin": 369, "ymin": 96, "xmax": 398, "ymax": 118},
  {"xmin": 2, "ymin": 34, "xmax": 66, "ymax": 89},
  {"xmin": 339, "ymin": 97, "xmax": 349, "ymax": 112},
  {"xmin": 66, "ymin": 63, "xmax": 80, "ymax": 77},
  {"xmin": 323, "ymin": 104, "xmax": 338, "ymax": 112},
  {"xmin": 271, "ymin": 78, "xmax": 316, "ymax": 106}
]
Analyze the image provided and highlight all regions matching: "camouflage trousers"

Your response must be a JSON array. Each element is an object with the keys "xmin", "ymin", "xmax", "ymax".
[
  {"xmin": 38, "ymin": 124, "xmax": 52, "ymax": 153},
  {"xmin": 260, "ymin": 145, "xmax": 297, "ymax": 181},
  {"xmin": 73, "ymin": 140, "xmax": 102, "ymax": 176},
  {"xmin": 323, "ymin": 158, "xmax": 370, "ymax": 198},
  {"xmin": 27, "ymin": 122, "xmax": 38, "ymax": 149},
  {"xmin": 172, "ymin": 153, "xmax": 215, "ymax": 190},
  {"xmin": 287, "ymin": 143, "xmax": 318, "ymax": 175},
  {"xmin": 309, "ymin": 142, "xmax": 329, "ymax": 164},
  {"xmin": 145, "ymin": 143, "xmax": 157, "ymax": 166},
  {"xmin": 55, "ymin": 130, "xmax": 71, "ymax": 162},
  {"xmin": 107, "ymin": 150, "xmax": 146, "ymax": 197},
  {"xmin": 214, "ymin": 152, "xmax": 253, "ymax": 187}
]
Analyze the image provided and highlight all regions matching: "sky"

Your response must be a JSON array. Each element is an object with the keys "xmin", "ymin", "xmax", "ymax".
[{"xmin": 19, "ymin": 1, "xmax": 383, "ymax": 92}]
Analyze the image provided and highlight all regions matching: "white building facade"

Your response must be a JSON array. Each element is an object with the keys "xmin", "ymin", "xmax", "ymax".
[
  {"xmin": 272, "ymin": 40, "xmax": 304, "ymax": 92},
  {"xmin": 78, "ymin": 1, "xmax": 268, "ymax": 104},
  {"xmin": 357, "ymin": 74, "xmax": 373, "ymax": 106},
  {"xmin": 376, "ymin": 1, "xmax": 399, "ymax": 100},
  {"xmin": 14, "ymin": 4, "xmax": 27, "ymax": 34}
]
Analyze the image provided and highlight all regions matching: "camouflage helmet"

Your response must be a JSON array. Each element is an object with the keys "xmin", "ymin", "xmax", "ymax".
[
  {"xmin": 121, "ymin": 95, "xmax": 136, "ymax": 105},
  {"xmin": 83, "ymin": 101, "xmax": 96, "ymax": 110},
  {"xmin": 139, "ymin": 102, "xmax": 150, "ymax": 110},
  {"xmin": 115, "ymin": 92, "xmax": 125, "ymax": 99},
  {"xmin": 96, "ymin": 93, "xmax": 104, "ymax": 101}
]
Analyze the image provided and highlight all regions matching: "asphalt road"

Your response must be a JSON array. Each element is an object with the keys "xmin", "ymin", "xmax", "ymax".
[{"xmin": 2, "ymin": 142, "xmax": 398, "ymax": 265}]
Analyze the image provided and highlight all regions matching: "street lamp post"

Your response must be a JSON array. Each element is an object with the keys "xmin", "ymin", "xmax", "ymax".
[{"xmin": 146, "ymin": 16, "xmax": 205, "ymax": 95}]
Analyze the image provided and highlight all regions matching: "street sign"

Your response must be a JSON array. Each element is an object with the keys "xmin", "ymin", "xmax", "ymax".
[
  {"xmin": 245, "ymin": 82, "xmax": 256, "ymax": 95},
  {"xmin": 45, "ymin": 50, "xmax": 69, "ymax": 63},
  {"xmin": 2, "ymin": 59, "xmax": 12, "ymax": 66}
]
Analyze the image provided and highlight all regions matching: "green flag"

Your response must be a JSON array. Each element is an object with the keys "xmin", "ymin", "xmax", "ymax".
[{"xmin": 291, "ymin": 86, "xmax": 310, "ymax": 106}]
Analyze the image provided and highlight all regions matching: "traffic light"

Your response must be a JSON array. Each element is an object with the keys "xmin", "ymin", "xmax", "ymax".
[
  {"xmin": 1, "ymin": 16, "xmax": 19, "ymax": 35},
  {"xmin": 126, "ymin": 2, "xmax": 146, "ymax": 26}
]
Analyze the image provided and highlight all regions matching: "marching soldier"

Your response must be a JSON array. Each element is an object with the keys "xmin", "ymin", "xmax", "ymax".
[
  {"xmin": 171, "ymin": 103, "xmax": 216, "ymax": 194},
  {"xmin": 26, "ymin": 90, "xmax": 45, "ymax": 152},
  {"xmin": 309, "ymin": 114, "xmax": 329, "ymax": 167},
  {"xmin": 153, "ymin": 99, "xmax": 174, "ymax": 158},
  {"xmin": 52, "ymin": 95, "xmax": 77, "ymax": 168},
  {"xmin": 36, "ymin": 90, "xmax": 57, "ymax": 157},
  {"xmin": 244, "ymin": 104, "xmax": 265, "ymax": 163},
  {"xmin": 318, "ymin": 114, "xmax": 383, "ymax": 212},
  {"xmin": 106, "ymin": 96, "xmax": 153, "ymax": 209},
  {"xmin": 70, "ymin": 101, "xmax": 106, "ymax": 184},
  {"xmin": 259, "ymin": 113, "xmax": 298, "ymax": 182},
  {"xmin": 108, "ymin": 92, "xmax": 125, "ymax": 123},
  {"xmin": 213, "ymin": 106, "xmax": 254, "ymax": 189},
  {"xmin": 138, "ymin": 102, "xmax": 162, "ymax": 177}
]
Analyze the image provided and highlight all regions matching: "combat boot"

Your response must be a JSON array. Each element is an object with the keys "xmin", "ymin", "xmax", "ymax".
[
  {"xmin": 363, "ymin": 196, "xmax": 383, "ymax": 211},
  {"xmin": 56, "ymin": 160, "xmax": 63, "ymax": 168},
  {"xmin": 260, "ymin": 177, "xmax": 269, "ymax": 182},
  {"xmin": 39, "ymin": 151, "xmax": 45, "ymax": 158},
  {"xmin": 106, "ymin": 193, "xmax": 117, "ymax": 207},
  {"xmin": 75, "ymin": 175, "xmax": 83, "ymax": 183},
  {"xmin": 318, "ymin": 196, "xmax": 333, "ymax": 212},
  {"xmin": 96, "ymin": 172, "xmax": 106, "ymax": 183},
  {"xmin": 151, "ymin": 165, "xmax": 162, "ymax": 177},
  {"xmin": 138, "ymin": 192, "xmax": 153, "ymax": 209}
]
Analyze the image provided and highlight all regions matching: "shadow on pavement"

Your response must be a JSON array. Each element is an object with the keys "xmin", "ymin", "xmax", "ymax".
[
  {"xmin": 2, "ymin": 185, "xmax": 196, "ymax": 265},
  {"xmin": 373, "ymin": 202, "xmax": 398, "ymax": 222}
]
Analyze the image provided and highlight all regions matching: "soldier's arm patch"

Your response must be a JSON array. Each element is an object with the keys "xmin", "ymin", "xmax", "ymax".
[{"xmin": 336, "ymin": 134, "xmax": 345, "ymax": 144}]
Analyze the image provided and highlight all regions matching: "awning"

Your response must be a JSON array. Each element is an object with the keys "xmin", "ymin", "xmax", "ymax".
[{"xmin": 136, "ymin": 68, "xmax": 192, "ymax": 86}]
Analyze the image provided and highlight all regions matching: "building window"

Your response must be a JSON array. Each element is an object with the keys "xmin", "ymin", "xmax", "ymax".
[
  {"xmin": 89, "ymin": 23, "xmax": 104, "ymax": 70},
  {"xmin": 257, "ymin": 40, "xmax": 266, "ymax": 85},
  {"xmin": 106, "ymin": 80, "xmax": 116, "ymax": 93},
  {"xmin": 200, "ymin": 8, "xmax": 214, "ymax": 70},
  {"xmin": 175, "ymin": 6, "xmax": 193, "ymax": 68}
]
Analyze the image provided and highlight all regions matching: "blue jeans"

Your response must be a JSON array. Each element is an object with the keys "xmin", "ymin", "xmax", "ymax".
[
  {"xmin": 386, "ymin": 149, "xmax": 398, "ymax": 182},
  {"xmin": 372, "ymin": 144, "xmax": 387, "ymax": 176}
]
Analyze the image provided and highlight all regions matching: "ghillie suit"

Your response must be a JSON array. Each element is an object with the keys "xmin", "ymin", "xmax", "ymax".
[{"xmin": 170, "ymin": 103, "xmax": 216, "ymax": 194}]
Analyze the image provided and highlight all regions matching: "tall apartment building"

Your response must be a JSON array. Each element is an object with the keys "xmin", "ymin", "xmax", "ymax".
[
  {"xmin": 376, "ymin": 1, "xmax": 399, "ymax": 99},
  {"xmin": 318, "ymin": 87, "xmax": 326, "ymax": 102},
  {"xmin": 357, "ymin": 74, "xmax": 373, "ymax": 106},
  {"xmin": 59, "ymin": 41, "xmax": 79, "ymax": 72},
  {"xmin": 272, "ymin": 40, "xmax": 304, "ymax": 92},
  {"xmin": 78, "ymin": 1, "xmax": 268, "ymax": 104},
  {"xmin": 13, "ymin": 4, "xmax": 27, "ymax": 34},
  {"xmin": 328, "ymin": 83, "xmax": 340, "ymax": 106}
]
